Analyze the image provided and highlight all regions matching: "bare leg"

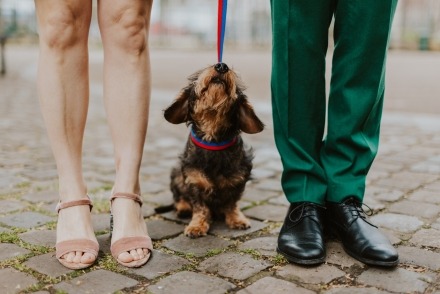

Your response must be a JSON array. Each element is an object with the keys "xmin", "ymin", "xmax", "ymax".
[
  {"xmin": 35, "ymin": 0, "xmax": 97, "ymax": 265},
  {"xmin": 97, "ymin": 0, "xmax": 152, "ymax": 263}
]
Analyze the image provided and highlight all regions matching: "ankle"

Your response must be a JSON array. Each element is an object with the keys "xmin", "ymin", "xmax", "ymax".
[{"xmin": 58, "ymin": 186, "xmax": 88, "ymax": 202}]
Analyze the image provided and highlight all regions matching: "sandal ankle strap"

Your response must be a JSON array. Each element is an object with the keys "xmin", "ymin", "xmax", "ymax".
[
  {"xmin": 56, "ymin": 195, "xmax": 93, "ymax": 214},
  {"xmin": 110, "ymin": 192, "xmax": 143, "ymax": 207}
]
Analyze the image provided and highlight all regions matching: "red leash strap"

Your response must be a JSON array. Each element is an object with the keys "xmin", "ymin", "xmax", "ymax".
[{"xmin": 217, "ymin": 0, "xmax": 228, "ymax": 62}]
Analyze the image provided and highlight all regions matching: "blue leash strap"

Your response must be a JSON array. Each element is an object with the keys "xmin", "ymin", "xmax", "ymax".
[{"xmin": 217, "ymin": 0, "xmax": 228, "ymax": 63}]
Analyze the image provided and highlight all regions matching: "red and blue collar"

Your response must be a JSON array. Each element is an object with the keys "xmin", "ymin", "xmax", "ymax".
[{"xmin": 190, "ymin": 128, "xmax": 237, "ymax": 151}]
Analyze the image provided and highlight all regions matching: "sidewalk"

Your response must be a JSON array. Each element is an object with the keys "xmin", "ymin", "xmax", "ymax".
[{"xmin": 0, "ymin": 45, "xmax": 439, "ymax": 294}]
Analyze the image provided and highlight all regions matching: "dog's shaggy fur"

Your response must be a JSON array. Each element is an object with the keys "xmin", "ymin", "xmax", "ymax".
[{"xmin": 163, "ymin": 63, "xmax": 264, "ymax": 238}]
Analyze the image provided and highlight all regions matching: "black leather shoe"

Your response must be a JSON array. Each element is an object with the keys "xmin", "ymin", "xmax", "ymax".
[
  {"xmin": 326, "ymin": 197, "xmax": 399, "ymax": 267},
  {"xmin": 277, "ymin": 202, "xmax": 326, "ymax": 265}
]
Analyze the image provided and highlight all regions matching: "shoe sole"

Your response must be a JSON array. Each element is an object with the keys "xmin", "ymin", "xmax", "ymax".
[
  {"xmin": 276, "ymin": 247, "xmax": 325, "ymax": 265},
  {"xmin": 343, "ymin": 246, "xmax": 399, "ymax": 267},
  {"xmin": 328, "ymin": 227, "xmax": 399, "ymax": 267}
]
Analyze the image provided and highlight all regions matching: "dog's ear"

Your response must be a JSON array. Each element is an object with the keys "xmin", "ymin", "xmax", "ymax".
[
  {"xmin": 238, "ymin": 95, "xmax": 264, "ymax": 134},
  {"xmin": 164, "ymin": 86, "xmax": 192, "ymax": 124}
]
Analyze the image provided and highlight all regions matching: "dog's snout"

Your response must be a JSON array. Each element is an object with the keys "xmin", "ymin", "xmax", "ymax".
[{"xmin": 214, "ymin": 63, "xmax": 229, "ymax": 74}]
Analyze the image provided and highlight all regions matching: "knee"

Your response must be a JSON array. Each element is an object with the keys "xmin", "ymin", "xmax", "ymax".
[
  {"xmin": 39, "ymin": 10, "xmax": 87, "ymax": 50},
  {"xmin": 110, "ymin": 8, "xmax": 149, "ymax": 55}
]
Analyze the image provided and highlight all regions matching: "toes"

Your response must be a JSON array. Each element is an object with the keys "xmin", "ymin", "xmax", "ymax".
[
  {"xmin": 81, "ymin": 252, "xmax": 96, "ymax": 264},
  {"xmin": 62, "ymin": 251, "xmax": 95, "ymax": 265},
  {"xmin": 130, "ymin": 249, "xmax": 140, "ymax": 261},
  {"xmin": 117, "ymin": 248, "xmax": 150, "ymax": 263},
  {"xmin": 143, "ymin": 249, "xmax": 150, "ymax": 258},
  {"xmin": 64, "ymin": 252, "xmax": 76, "ymax": 263},
  {"xmin": 136, "ymin": 248, "xmax": 145, "ymax": 259},
  {"xmin": 118, "ymin": 251, "xmax": 133, "ymax": 263},
  {"xmin": 73, "ymin": 251, "xmax": 82, "ymax": 263}
]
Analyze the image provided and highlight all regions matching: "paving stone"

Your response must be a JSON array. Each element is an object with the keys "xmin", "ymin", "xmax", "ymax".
[
  {"xmin": 323, "ymin": 287, "xmax": 392, "ymax": 294},
  {"xmin": 242, "ymin": 186, "xmax": 279, "ymax": 203},
  {"xmin": 374, "ymin": 172, "xmax": 437, "ymax": 191},
  {"xmin": 163, "ymin": 234, "xmax": 232, "ymax": 257},
  {"xmin": 96, "ymin": 233, "xmax": 111, "ymax": 254},
  {"xmin": 380, "ymin": 228, "xmax": 402, "ymax": 245},
  {"xmin": 432, "ymin": 218, "xmax": 440, "ymax": 230},
  {"xmin": 0, "ymin": 227, "xmax": 11, "ymax": 233},
  {"xmin": 21, "ymin": 168, "xmax": 58, "ymax": 181},
  {"xmin": 21, "ymin": 190, "xmax": 59, "ymax": 203},
  {"xmin": 209, "ymin": 219, "xmax": 268, "ymax": 238},
  {"xmin": 0, "ymin": 212, "xmax": 55, "ymax": 229},
  {"xmin": 91, "ymin": 213, "xmax": 111, "ymax": 232},
  {"xmin": 370, "ymin": 213, "xmax": 424, "ymax": 233},
  {"xmin": 141, "ymin": 181, "xmax": 166, "ymax": 194},
  {"xmin": 251, "ymin": 167, "xmax": 277, "ymax": 179},
  {"xmin": 252, "ymin": 178, "xmax": 283, "ymax": 192},
  {"xmin": 365, "ymin": 186, "xmax": 404, "ymax": 202},
  {"xmin": 0, "ymin": 200, "xmax": 26, "ymax": 214},
  {"xmin": 268, "ymin": 195, "xmax": 290, "ymax": 206},
  {"xmin": 277, "ymin": 264, "xmax": 346, "ymax": 284},
  {"xmin": 424, "ymin": 181, "xmax": 440, "ymax": 192},
  {"xmin": 142, "ymin": 203, "xmax": 156, "ymax": 217},
  {"xmin": 129, "ymin": 249, "xmax": 190, "ymax": 279},
  {"xmin": 270, "ymin": 225, "xmax": 282, "ymax": 235},
  {"xmin": 366, "ymin": 169, "xmax": 390, "ymax": 183},
  {"xmin": 398, "ymin": 246, "xmax": 440, "ymax": 270},
  {"xmin": 244, "ymin": 204, "xmax": 287, "ymax": 222},
  {"xmin": 370, "ymin": 160, "xmax": 404, "ymax": 173},
  {"xmin": 388, "ymin": 200, "xmax": 440, "ymax": 219},
  {"xmin": 141, "ymin": 165, "xmax": 171, "ymax": 176},
  {"xmin": 54, "ymin": 269, "xmax": 138, "ymax": 294},
  {"xmin": 408, "ymin": 189, "xmax": 440, "ymax": 204},
  {"xmin": 24, "ymin": 252, "xmax": 73, "ymax": 277},
  {"xmin": 411, "ymin": 157, "xmax": 440, "ymax": 174},
  {"xmin": 147, "ymin": 271, "xmax": 235, "ymax": 294},
  {"xmin": 410, "ymin": 229, "xmax": 440, "ymax": 248},
  {"xmin": 238, "ymin": 236, "xmax": 278, "ymax": 257},
  {"xmin": 237, "ymin": 276, "xmax": 315, "ymax": 294},
  {"xmin": 363, "ymin": 198, "xmax": 385, "ymax": 212},
  {"xmin": 146, "ymin": 219, "xmax": 184, "ymax": 240},
  {"xmin": 0, "ymin": 243, "xmax": 31, "ymax": 261},
  {"xmin": 0, "ymin": 268, "xmax": 39, "ymax": 294},
  {"xmin": 159, "ymin": 211, "xmax": 191, "ymax": 224},
  {"xmin": 325, "ymin": 241, "xmax": 364, "ymax": 269},
  {"xmin": 262, "ymin": 158, "xmax": 283, "ymax": 172},
  {"xmin": 357, "ymin": 267, "xmax": 432, "ymax": 293},
  {"xmin": 144, "ymin": 191, "xmax": 174, "ymax": 206},
  {"xmin": 19, "ymin": 229, "xmax": 56, "ymax": 247},
  {"xmin": 198, "ymin": 252, "xmax": 272, "ymax": 280}
]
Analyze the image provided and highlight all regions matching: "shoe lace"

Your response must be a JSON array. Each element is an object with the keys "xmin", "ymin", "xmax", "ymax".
[
  {"xmin": 344, "ymin": 197, "xmax": 377, "ymax": 228},
  {"xmin": 288, "ymin": 202, "xmax": 325, "ymax": 224}
]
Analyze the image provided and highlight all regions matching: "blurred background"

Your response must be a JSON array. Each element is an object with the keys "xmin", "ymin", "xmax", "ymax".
[
  {"xmin": 0, "ymin": 0, "xmax": 439, "ymax": 116},
  {"xmin": 1, "ymin": 0, "xmax": 440, "ymax": 51}
]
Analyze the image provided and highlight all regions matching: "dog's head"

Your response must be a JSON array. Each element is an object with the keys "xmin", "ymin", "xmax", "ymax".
[{"xmin": 164, "ymin": 63, "xmax": 264, "ymax": 141}]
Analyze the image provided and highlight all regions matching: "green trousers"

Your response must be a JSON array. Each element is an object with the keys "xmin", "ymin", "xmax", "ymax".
[{"xmin": 271, "ymin": 0, "xmax": 398, "ymax": 205}]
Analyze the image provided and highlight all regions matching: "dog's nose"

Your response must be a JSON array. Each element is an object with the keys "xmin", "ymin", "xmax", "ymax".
[{"xmin": 214, "ymin": 63, "xmax": 229, "ymax": 74}]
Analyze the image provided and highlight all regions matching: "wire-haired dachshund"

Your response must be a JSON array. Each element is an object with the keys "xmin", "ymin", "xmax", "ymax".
[{"xmin": 163, "ymin": 62, "xmax": 264, "ymax": 238}]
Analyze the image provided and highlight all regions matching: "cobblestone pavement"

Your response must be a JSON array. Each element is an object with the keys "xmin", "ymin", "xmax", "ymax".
[{"xmin": 0, "ymin": 45, "xmax": 439, "ymax": 294}]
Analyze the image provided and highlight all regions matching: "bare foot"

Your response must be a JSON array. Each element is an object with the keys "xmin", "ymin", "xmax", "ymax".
[
  {"xmin": 111, "ymin": 198, "xmax": 150, "ymax": 263},
  {"xmin": 56, "ymin": 204, "xmax": 98, "ymax": 265}
]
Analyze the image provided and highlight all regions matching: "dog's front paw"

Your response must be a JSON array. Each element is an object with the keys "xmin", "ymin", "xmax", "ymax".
[
  {"xmin": 226, "ymin": 216, "xmax": 251, "ymax": 230},
  {"xmin": 184, "ymin": 224, "xmax": 209, "ymax": 238}
]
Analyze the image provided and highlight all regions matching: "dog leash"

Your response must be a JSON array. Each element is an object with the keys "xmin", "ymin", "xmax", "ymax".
[{"xmin": 217, "ymin": 0, "xmax": 228, "ymax": 63}]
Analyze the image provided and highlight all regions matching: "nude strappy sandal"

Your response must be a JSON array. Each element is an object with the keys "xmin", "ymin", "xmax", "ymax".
[
  {"xmin": 55, "ymin": 197, "xmax": 99, "ymax": 270},
  {"xmin": 110, "ymin": 192, "xmax": 153, "ymax": 268}
]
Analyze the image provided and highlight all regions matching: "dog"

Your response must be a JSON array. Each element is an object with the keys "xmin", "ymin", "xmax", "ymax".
[{"xmin": 163, "ymin": 62, "xmax": 264, "ymax": 238}]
